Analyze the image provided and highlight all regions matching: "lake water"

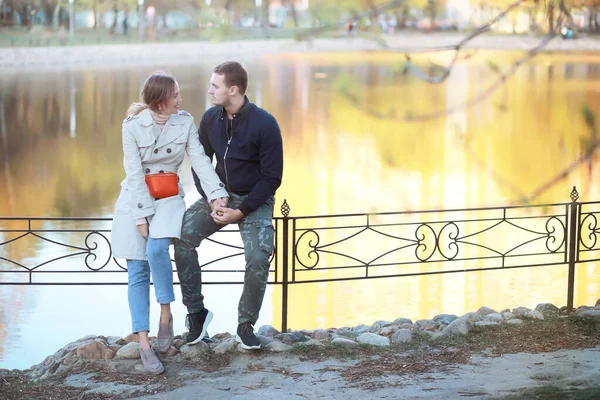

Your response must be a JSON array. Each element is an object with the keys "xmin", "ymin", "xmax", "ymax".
[{"xmin": 1, "ymin": 50, "xmax": 600, "ymax": 369}]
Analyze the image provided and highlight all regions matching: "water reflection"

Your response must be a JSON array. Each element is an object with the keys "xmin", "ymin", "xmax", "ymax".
[{"xmin": 1, "ymin": 51, "xmax": 600, "ymax": 369}]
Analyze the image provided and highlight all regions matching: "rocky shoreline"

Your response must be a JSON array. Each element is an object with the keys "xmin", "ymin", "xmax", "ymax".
[
  {"xmin": 7, "ymin": 300, "xmax": 599, "ymax": 383},
  {"xmin": 2, "ymin": 33, "xmax": 600, "ymax": 71}
]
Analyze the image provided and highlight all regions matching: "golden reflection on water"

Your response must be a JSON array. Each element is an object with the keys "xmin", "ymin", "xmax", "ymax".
[{"xmin": 0, "ymin": 51, "xmax": 599, "ymax": 343}]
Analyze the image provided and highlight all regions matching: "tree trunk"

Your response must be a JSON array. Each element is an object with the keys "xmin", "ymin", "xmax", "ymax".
[
  {"xmin": 262, "ymin": 0, "xmax": 270, "ymax": 27},
  {"xmin": 43, "ymin": 0, "xmax": 54, "ymax": 27},
  {"xmin": 110, "ymin": 6, "xmax": 118, "ymax": 34},
  {"xmin": 428, "ymin": 0, "xmax": 436, "ymax": 30},
  {"xmin": 548, "ymin": 4, "xmax": 555, "ymax": 33},
  {"xmin": 289, "ymin": 1, "xmax": 298, "ymax": 28},
  {"xmin": 93, "ymin": 0, "xmax": 97, "ymax": 29},
  {"xmin": 53, "ymin": 1, "xmax": 61, "ymax": 30},
  {"xmin": 20, "ymin": 4, "xmax": 30, "ymax": 28}
]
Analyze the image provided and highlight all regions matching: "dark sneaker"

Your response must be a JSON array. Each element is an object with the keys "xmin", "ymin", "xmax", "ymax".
[
  {"xmin": 236, "ymin": 322, "xmax": 261, "ymax": 350},
  {"xmin": 201, "ymin": 333, "xmax": 213, "ymax": 344},
  {"xmin": 185, "ymin": 309, "xmax": 213, "ymax": 345}
]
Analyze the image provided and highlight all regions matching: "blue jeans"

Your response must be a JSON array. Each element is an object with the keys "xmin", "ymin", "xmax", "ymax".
[{"xmin": 127, "ymin": 237, "xmax": 175, "ymax": 333}]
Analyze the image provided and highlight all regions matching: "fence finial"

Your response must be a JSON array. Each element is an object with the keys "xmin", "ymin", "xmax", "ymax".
[
  {"xmin": 281, "ymin": 199, "xmax": 290, "ymax": 217},
  {"xmin": 570, "ymin": 186, "xmax": 579, "ymax": 203}
]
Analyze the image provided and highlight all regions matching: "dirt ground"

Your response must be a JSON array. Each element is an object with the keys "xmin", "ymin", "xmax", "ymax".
[{"xmin": 2, "ymin": 315, "xmax": 599, "ymax": 400}]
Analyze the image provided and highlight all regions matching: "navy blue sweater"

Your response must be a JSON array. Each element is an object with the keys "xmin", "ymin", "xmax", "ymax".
[{"xmin": 192, "ymin": 97, "xmax": 283, "ymax": 216}]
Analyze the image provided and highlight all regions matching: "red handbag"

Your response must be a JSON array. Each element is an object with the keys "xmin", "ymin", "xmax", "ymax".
[{"xmin": 145, "ymin": 172, "xmax": 179, "ymax": 199}]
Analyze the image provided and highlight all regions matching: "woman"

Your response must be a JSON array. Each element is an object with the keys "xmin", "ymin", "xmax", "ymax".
[{"xmin": 111, "ymin": 71, "xmax": 228, "ymax": 374}]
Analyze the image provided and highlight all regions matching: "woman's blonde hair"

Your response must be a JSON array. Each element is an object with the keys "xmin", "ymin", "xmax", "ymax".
[{"xmin": 127, "ymin": 71, "xmax": 177, "ymax": 116}]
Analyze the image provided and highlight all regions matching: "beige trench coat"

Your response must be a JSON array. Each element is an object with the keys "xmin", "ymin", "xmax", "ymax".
[{"xmin": 111, "ymin": 109, "xmax": 227, "ymax": 260}]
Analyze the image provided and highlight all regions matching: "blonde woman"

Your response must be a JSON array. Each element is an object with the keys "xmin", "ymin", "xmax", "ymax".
[{"xmin": 111, "ymin": 71, "xmax": 228, "ymax": 374}]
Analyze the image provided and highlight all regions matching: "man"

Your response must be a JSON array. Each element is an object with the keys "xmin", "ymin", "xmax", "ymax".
[{"xmin": 174, "ymin": 61, "xmax": 283, "ymax": 350}]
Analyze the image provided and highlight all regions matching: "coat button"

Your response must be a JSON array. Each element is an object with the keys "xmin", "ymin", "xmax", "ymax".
[
  {"xmin": 154, "ymin": 149, "xmax": 158, "ymax": 154},
  {"xmin": 137, "ymin": 203, "xmax": 143, "ymax": 208},
  {"xmin": 219, "ymin": 182, "xmax": 225, "ymax": 187},
  {"xmin": 145, "ymin": 168, "xmax": 150, "ymax": 173},
  {"xmin": 166, "ymin": 148, "xmax": 172, "ymax": 154}
]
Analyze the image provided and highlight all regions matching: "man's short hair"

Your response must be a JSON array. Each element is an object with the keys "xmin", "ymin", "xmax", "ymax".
[{"xmin": 213, "ymin": 61, "xmax": 248, "ymax": 95}]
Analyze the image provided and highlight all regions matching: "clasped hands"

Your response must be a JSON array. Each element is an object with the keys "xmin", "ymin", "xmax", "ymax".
[{"xmin": 210, "ymin": 197, "xmax": 243, "ymax": 225}]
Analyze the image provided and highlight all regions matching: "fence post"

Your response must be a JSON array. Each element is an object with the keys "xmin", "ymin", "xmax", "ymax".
[
  {"xmin": 567, "ymin": 186, "xmax": 580, "ymax": 312},
  {"xmin": 280, "ymin": 199, "xmax": 291, "ymax": 333}
]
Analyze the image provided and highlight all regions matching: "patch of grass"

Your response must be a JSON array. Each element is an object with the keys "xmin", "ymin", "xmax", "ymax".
[
  {"xmin": 494, "ymin": 385, "xmax": 600, "ymax": 399},
  {"xmin": 182, "ymin": 351, "xmax": 234, "ymax": 372},
  {"xmin": 290, "ymin": 342, "xmax": 382, "ymax": 360},
  {"xmin": 0, "ymin": 370, "xmax": 111, "ymax": 400}
]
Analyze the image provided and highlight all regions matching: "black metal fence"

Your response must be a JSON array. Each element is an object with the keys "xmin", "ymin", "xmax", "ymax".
[{"xmin": 2, "ymin": 187, "xmax": 599, "ymax": 332}]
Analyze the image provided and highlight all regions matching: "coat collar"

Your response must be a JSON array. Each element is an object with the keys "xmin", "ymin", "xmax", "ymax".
[{"xmin": 138, "ymin": 109, "xmax": 188, "ymax": 149}]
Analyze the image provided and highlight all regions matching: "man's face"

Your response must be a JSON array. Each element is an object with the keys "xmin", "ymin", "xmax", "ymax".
[{"xmin": 207, "ymin": 73, "xmax": 231, "ymax": 107}]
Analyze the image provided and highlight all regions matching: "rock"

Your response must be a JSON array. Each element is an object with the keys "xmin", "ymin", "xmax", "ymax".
[
  {"xmin": 115, "ymin": 342, "xmax": 141, "ymax": 360},
  {"xmin": 380, "ymin": 326, "xmax": 399, "ymax": 337},
  {"xmin": 474, "ymin": 321, "xmax": 501, "ymax": 327},
  {"xmin": 507, "ymin": 319, "xmax": 523, "ymax": 325},
  {"xmin": 462, "ymin": 312, "xmax": 483, "ymax": 323},
  {"xmin": 257, "ymin": 325, "xmax": 280, "ymax": 337},
  {"xmin": 75, "ymin": 335, "xmax": 98, "ymax": 343},
  {"xmin": 370, "ymin": 320, "xmax": 391, "ymax": 332},
  {"xmin": 211, "ymin": 332, "xmax": 233, "ymax": 342},
  {"xmin": 502, "ymin": 311, "xmax": 514, "ymax": 320},
  {"xmin": 312, "ymin": 330, "xmax": 331, "ymax": 341},
  {"xmin": 123, "ymin": 333, "xmax": 139, "ymax": 343},
  {"xmin": 265, "ymin": 341, "xmax": 292, "ymax": 352},
  {"xmin": 180, "ymin": 342, "xmax": 209, "ymax": 359},
  {"xmin": 60, "ymin": 353, "xmax": 78, "ymax": 367},
  {"xmin": 275, "ymin": 332, "xmax": 309, "ymax": 345},
  {"xmin": 512, "ymin": 307, "xmax": 531, "ymax": 316},
  {"xmin": 390, "ymin": 329, "xmax": 412, "ymax": 344},
  {"xmin": 300, "ymin": 339, "xmax": 325, "ymax": 347},
  {"xmin": 165, "ymin": 347, "xmax": 179, "ymax": 357},
  {"xmin": 356, "ymin": 333, "xmax": 390, "ymax": 346},
  {"xmin": 535, "ymin": 303, "xmax": 560, "ymax": 315},
  {"xmin": 441, "ymin": 318, "xmax": 472, "ymax": 336},
  {"xmin": 576, "ymin": 306, "xmax": 594, "ymax": 315},
  {"xmin": 415, "ymin": 319, "xmax": 437, "ymax": 331},
  {"xmin": 433, "ymin": 314, "xmax": 459, "ymax": 326},
  {"xmin": 353, "ymin": 324, "xmax": 370, "ymax": 334},
  {"xmin": 173, "ymin": 339, "xmax": 185, "ymax": 349},
  {"xmin": 527, "ymin": 310, "xmax": 545, "ymax": 320},
  {"xmin": 393, "ymin": 318, "xmax": 413, "ymax": 325},
  {"xmin": 397, "ymin": 323, "xmax": 419, "ymax": 330},
  {"xmin": 107, "ymin": 336, "xmax": 125, "ymax": 346},
  {"xmin": 331, "ymin": 337, "xmax": 358, "ymax": 346},
  {"xmin": 257, "ymin": 335, "xmax": 274, "ymax": 346},
  {"xmin": 477, "ymin": 306, "xmax": 498, "ymax": 316},
  {"xmin": 213, "ymin": 340, "xmax": 238, "ymax": 354},
  {"xmin": 578, "ymin": 310, "xmax": 600, "ymax": 320},
  {"xmin": 433, "ymin": 314, "xmax": 452, "ymax": 322},
  {"xmin": 332, "ymin": 330, "xmax": 357, "ymax": 340},
  {"xmin": 76, "ymin": 340, "xmax": 115, "ymax": 360},
  {"xmin": 484, "ymin": 313, "xmax": 504, "ymax": 323}
]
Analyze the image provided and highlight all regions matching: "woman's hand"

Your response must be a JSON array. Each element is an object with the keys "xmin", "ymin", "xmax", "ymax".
[{"xmin": 137, "ymin": 223, "xmax": 149, "ymax": 239}]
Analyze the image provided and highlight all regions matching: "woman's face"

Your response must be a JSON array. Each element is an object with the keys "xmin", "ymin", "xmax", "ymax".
[{"xmin": 160, "ymin": 82, "xmax": 182, "ymax": 115}]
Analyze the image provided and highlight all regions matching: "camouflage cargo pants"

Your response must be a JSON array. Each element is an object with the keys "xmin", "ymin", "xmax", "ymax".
[{"xmin": 173, "ymin": 193, "xmax": 275, "ymax": 325}]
